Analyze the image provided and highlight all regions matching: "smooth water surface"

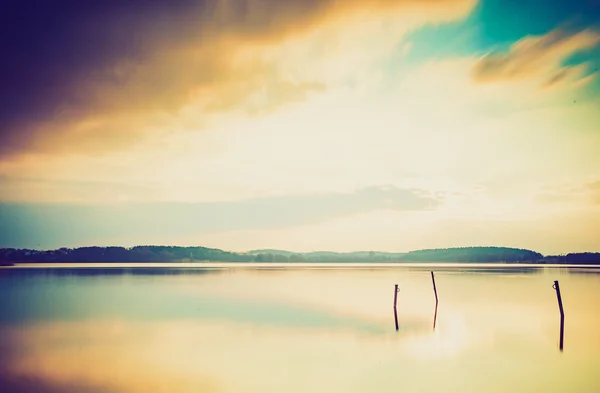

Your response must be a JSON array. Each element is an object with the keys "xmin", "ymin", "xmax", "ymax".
[{"xmin": 1, "ymin": 264, "xmax": 599, "ymax": 393}]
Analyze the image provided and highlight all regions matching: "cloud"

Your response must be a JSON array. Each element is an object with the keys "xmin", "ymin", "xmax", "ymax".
[
  {"xmin": 0, "ymin": 185, "xmax": 440, "ymax": 248},
  {"xmin": 472, "ymin": 28, "xmax": 600, "ymax": 88},
  {"xmin": 3, "ymin": 53, "xmax": 599, "ymax": 206},
  {"xmin": 0, "ymin": 0, "xmax": 474, "ymax": 160},
  {"xmin": 195, "ymin": 204, "xmax": 600, "ymax": 255},
  {"xmin": 542, "ymin": 64, "xmax": 590, "ymax": 89},
  {"xmin": 0, "ymin": 371, "xmax": 111, "ymax": 393},
  {"xmin": 534, "ymin": 179, "xmax": 600, "ymax": 205}
]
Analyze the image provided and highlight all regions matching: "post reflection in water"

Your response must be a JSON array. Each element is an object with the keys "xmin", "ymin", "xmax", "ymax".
[{"xmin": 0, "ymin": 265, "xmax": 599, "ymax": 393}]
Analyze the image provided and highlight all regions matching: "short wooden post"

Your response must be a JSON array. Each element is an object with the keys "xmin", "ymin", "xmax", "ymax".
[
  {"xmin": 393, "ymin": 284, "xmax": 399, "ymax": 331},
  {"xmin": 431, "ymin": 271, "xmax": 439, "ymax": 329},
  {"xmin": 552, "ymin": 280, "xmax": 565, "ymax": 351}
]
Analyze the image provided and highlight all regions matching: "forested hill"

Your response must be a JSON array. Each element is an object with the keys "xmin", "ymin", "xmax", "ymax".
[
  {"xmin": 247, "ymin": 250, "xmax": 407, "ymax": 262},
  {"xmin": 398, "ymin": 247, "xmax": 543, "ymax": 262},
  {"xmin": 0, "ymin": 246, "xmax": 599, "ymax": 264},
  {"xmin": 0, "ymin": 246, "xmax": 252, "ymax": 263}
]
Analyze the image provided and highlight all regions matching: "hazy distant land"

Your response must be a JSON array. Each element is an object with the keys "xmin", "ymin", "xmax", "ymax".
[{"xmin": 1, "ymin": 246, "xmax": 599, "ymax": 265}]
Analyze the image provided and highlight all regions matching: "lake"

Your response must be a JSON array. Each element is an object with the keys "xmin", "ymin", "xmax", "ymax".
[{"xmin": 1, "ymin": 263, "xmax": 599, "ymax": 393}]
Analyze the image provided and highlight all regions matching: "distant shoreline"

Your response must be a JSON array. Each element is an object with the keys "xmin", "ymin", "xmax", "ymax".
[
  {"xmin": 1, "ymin": 246, "xmax": 599, "ymax": 265},
  {"xmin": 3, "ymin": 262, "xmax": 600, "ymax": 270}
]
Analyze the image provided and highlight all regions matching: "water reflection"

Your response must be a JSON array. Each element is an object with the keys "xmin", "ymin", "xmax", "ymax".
[
  {"xmin": 566, "ymin": 267, "xmax": 600, "ymax": 275},
  {"xmin": 0, "ymin": 265, "xmax": 599, "ymax": 393},
  {"xmin": 406, "ymin": 266, "xmax": 541, "ymax": 275},
  {"xmin": 0, "ymin": 267, "xmax": 224, "ymax": 278}
]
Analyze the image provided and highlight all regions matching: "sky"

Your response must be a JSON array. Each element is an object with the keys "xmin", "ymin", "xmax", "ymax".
[{"xmin": 1, "ymin": 0, "xmax": 599, "ymax": 254}]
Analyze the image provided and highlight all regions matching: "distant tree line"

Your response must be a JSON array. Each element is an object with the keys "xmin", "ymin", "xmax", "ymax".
[
  {"xmin": 542, "ymin": 253, "xmax": 600, "ymax": 264},
  {"xmin": 250, "ymin": 251, "xmax": 406, "ymax": 262},
  {"xmin": 1, "ymin": 246, "xmax": 599, "ymax": 264},
  {"xmin": 254, "ymin": 253, "xmax": 307, "ymax": 262},
  {"xmin": 0, "ymin": 246, "xmax": 253, "ymax": 263},
  {"xmin": 397, "ymin": 247, "xmax": 544, "ymax": 263}
]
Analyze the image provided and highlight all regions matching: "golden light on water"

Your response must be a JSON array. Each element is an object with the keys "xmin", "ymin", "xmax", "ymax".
[{"xmin": 1, "ymin": 267, "xmax": 599, "ymax": 393}]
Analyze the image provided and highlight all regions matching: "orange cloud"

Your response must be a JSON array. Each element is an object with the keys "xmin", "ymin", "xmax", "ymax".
[
  {"xmin": 0, "ymin": 0, "xmax": 474, "ymax": 160},
  {"xmin": 472, "ymin": 28, "xmax": 600, "ymax": 88}
]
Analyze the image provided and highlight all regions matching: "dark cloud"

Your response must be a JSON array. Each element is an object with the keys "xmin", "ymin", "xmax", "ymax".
[
  {"xmin": 0, "ymin": 0, "xmax": 318, "ymax": 157},
  {"xmin": 1, "ymin": 1, "xmax": 202, "ymax": 152},
  {"xmin": 0, "ymin": 185, "xmax": 441, "ymax": 248},
  {"xmin": 0, "ymin": 370, "xmax": 112, "ymax": 393},
  {"xmin": 0, "ymin": 0, "xmax": 469, "ymax": 159}
]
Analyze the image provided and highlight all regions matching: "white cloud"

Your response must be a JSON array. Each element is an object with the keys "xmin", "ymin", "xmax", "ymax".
[{"xmin": 2, "ymin": 6, "xmax": 600, "ymax": 252}]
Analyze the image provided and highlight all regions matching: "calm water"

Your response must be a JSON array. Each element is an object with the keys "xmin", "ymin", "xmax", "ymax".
[{"xmin": 1, "ymin": 264, "xmax": 599, "ymax": 393}]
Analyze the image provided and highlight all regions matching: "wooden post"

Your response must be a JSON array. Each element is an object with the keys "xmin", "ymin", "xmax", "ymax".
[
  {"xmin": 431, "ymin": 271, "xmax": 439, "ymax": 329},
  {"xmin": 393, "ymin": 284, "xmax": 399, "ymax": 331},
  {"xmin": 552, "ymin": 280, "xmax": 565, "ymax": 351}
]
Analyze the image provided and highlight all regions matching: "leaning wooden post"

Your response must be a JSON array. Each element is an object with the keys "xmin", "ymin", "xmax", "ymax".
[
  {"xmin": 552, "ymin": 280, "xmax": 565, "ymax": 351},
  {"xmin": 431, "ymin": 271, "xmax": 439, "ymax": 329},
  {"xmin": 393, "ymin": 284, "xmax": 399, "ymax": 331}
]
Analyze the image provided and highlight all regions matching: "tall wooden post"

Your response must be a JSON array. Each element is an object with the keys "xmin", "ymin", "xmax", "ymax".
[
  {"xmin": 552, "ymin": 280, "xmax": 565, "ymax": 351},
  {"xmin": 431, "ymin": 271, "xmax": 439, "ymax": 329},
  {"xmin": 393, "ymin": 284, "xmax": 399, "ymax": 331}
]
